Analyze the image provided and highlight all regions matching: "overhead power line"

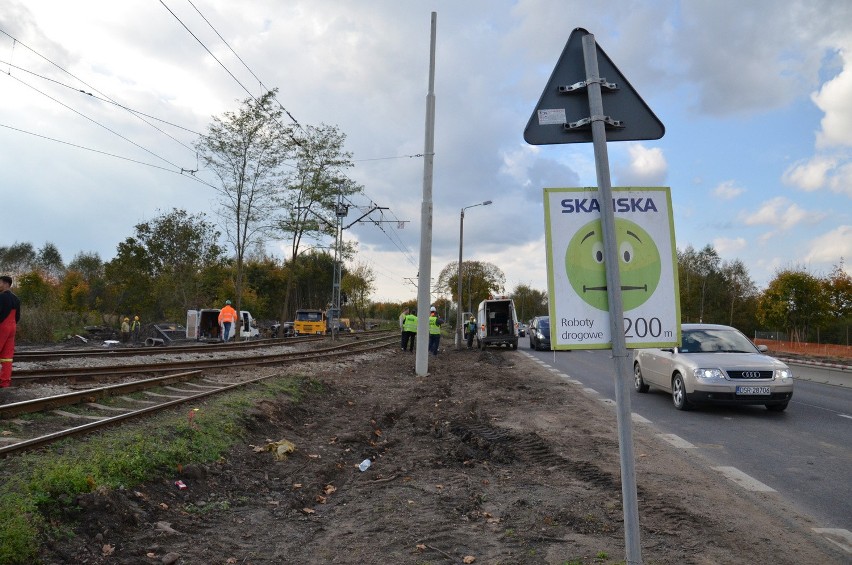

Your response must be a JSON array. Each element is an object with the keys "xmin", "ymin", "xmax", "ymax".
[
  {"xmin": 0, "ymin": 122, "xmax": 216, "ymax": 189},
  {"xmin": 0, "ymin": 28, "xmax": 202, "ymax": 163},
  {"xmin": 5, "ymin": 72, "xmax": 186, "ymax": 170},
  {"xmin": 183, "ymin": 0, "xmax": 302, "ymax": 129}
]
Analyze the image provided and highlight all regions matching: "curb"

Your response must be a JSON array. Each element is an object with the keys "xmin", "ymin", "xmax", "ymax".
[{"xmin": 777, "ymin": 357, "xmax": 852, "ymax": 372}]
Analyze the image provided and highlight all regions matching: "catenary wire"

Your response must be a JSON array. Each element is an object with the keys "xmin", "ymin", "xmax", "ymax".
[
  {"xmin": 0, "ymin": 122, "xmax": 216, "ymax": 189},
  {"xmin": 0, "ymin": 28, "xmax": 201, "ymax": 163}
]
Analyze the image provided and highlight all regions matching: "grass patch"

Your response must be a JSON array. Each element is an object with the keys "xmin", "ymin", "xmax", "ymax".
[{"xmin": 0, "ymin": 374, "xmax": 316, "ymax": 565}]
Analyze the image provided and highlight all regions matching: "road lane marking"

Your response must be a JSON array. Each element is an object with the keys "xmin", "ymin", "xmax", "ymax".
[
  {"xmin": 712, "ymin": 466, "xmax": 776, "ymax": 492},
  {"xmin": 657, "ymin": 433, "xmax": 695, "ymax": 449},
  {"xmin": 840, "ymin": 414, "xmax": 852, "ymax": 420},
  {"xmin": 812, "ymin": 529, "xmax": 852, "ymax": 554}
]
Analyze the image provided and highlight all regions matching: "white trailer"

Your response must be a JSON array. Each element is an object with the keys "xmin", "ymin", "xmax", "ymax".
[{"xmin": 186, "ymin": 308, "xmax": 259, "ymax": 341}]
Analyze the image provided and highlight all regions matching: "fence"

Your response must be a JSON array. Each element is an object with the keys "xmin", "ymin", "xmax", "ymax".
[{"xmin": 753, "ymin": 336, "xmax": 852, "ymax": 361}]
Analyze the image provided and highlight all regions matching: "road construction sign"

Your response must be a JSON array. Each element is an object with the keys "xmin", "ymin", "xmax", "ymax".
[{"xmin": 544, "ymin": 187, "xmax": 680, "ymax": 349}]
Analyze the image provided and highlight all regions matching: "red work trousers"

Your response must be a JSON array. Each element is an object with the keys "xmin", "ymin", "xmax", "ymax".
[{"xmin": 0, "ymin": 310, "xmax": 16, "ymax": 387}]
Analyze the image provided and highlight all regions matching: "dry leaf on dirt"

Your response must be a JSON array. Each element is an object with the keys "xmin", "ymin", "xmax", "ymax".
[
  {"xmin": 463, "ymin": 556, "xmax": 476, "ymax": 563},
  {"xmin": 101, "ymin": 544, "xmax": 114, "ymax": 556}
]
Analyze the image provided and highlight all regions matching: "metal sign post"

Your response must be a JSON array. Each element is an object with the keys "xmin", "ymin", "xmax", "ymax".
[
  {"xmin": 582, "ymin": 33, "xmax": 642, "ymax": 564},
  {"xmin": 525, "ymin": 27, "xmax": 668, "ymax": 565}
]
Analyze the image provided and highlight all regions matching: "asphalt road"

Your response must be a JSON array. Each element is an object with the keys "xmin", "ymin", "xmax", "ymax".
[{"xmin": 521, "ymin": 342, "xmax": 852, "ymax": 545}]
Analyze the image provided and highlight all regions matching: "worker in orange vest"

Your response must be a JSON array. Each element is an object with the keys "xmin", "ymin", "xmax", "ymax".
[{"xmin": 218, "ymin": 300, "xmax": 238, "ymax": 342}]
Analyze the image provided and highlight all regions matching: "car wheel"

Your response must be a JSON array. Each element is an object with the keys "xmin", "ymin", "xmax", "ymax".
[
  {"xmin": 766, "ymin": 402, "xmax": 788, "ymax": 412},
  {"xmin": 511, "ymin": 340, "xmax": 517, "ymax": 350},
  {"xmin": 672, "ymin": 373, "xmax": 691, "ymax": 410},
  {"xmin": 633, "ymin": 363, "xmax": 649, "ymax": 393},
  {"xmin": 529, "ymin": 337, "xmax": 534, "ymax": 349}
]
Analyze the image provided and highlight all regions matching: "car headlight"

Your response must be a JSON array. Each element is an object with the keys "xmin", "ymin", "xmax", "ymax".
[
  {"xmin": 774, "ymin": 368, "xmax": 793, "ymax": 380},
  {"xmin": 693, "ymin": 368, "xmax": 725, "ymax": 380}
]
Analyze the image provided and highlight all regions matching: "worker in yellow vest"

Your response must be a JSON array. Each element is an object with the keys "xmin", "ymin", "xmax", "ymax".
[
  {"xmin": 428, "ymin": 305, "xmax": 444, "ymax": 356},
  {"xmin": 402, "ymin": 309, "xmax": 418, "ymax": 352}
]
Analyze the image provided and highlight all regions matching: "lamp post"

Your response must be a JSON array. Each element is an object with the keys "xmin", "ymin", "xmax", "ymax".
[{"xmin": 456, "ymin": 200, "xmax": 492, "ymax": 349}]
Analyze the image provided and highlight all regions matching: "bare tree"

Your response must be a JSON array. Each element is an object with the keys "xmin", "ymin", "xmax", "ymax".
[{"xmin": 195, "ymin": 89, "xmax": 293, "ymax": 314}]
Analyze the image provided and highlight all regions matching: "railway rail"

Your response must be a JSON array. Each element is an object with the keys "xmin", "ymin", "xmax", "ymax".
[
  {"xmin": 1, "ymin": 334, "xmax": 398, "ymax": 457},
  {"xmin": 14, "ymin": 333, "xmax": 334, "ymax": 363}
]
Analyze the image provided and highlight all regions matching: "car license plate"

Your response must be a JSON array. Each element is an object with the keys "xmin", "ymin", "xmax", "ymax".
[{"xmin": 735, "ymin": 386, "xmax": 771, "ymax": 395}]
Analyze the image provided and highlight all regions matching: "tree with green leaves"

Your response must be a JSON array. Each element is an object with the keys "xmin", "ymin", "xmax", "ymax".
[
  {"xmin": 510, "ymin": 284, "xmax": 548, "ymax": 323},
  {"xmin": 273, "ymin": 123, "xmax": 363, "ymax": 320},
  {"xmin": 104, "ymin": 209, "xmax": 226, "ymax": 320},
  {"xmin": 341, "ymin": 262, "xmax": 376, "ymax": 329},
  {"xmin": 757, "ymin": 268, "xmax": 827, "ymax": 342},
  {"xmin": 436, "ymin": 260, "xmax": 506, "ymax": 315},
  {"xmin": 0, "ymin": 242, "xmax": 37, "ymax": 276},
  {"xmin": 719, "ymin": 259, "xmax": 757, "ymax": 328},
  {"xmin": 195, "ymin": 89, "xmax": 293, "ymax": 317}
]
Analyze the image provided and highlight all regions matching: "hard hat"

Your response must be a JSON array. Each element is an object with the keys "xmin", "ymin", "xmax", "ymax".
[
  {"xmin": 225, "ymin": 300, "xmax": 231, "ymax": 305},
  {"xmin": 134, "ymin": 316, "xmax": 139, "ymax": 320},
  {"xmin": 430, "ymin": 306, "xmax": 436, "ymax": 312},
  {"xmin": 124, "ymin": 317, "xmax": 129, "ymax": 321}
]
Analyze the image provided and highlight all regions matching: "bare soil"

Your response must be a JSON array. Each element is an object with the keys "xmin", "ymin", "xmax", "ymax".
[{"xmin": 36, "ymin": 345, "xmax": 845, "ymax": 564}]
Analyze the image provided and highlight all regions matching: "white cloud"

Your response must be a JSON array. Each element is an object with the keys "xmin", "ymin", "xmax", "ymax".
[
  {"xmin": 813, "ymin": 41, "xmax": 852, "ymax": 148},
  {"xmin": 804, "ymin": 225, "xmax": 852, "ymax": 264},
  {"xmin": 712, "ymin": 180, "xmax": 744, "ymax": 200},
  {"xmin": 827, "ymin": 161, "xmax": 852, "ymax": 197},
  {"xmin": 782, "ymin": 156, "xmax": 837, "ymax": 191},
  {"xmin": 713, "ymin": 237, "xmax": 747, "ymax": 255},
  {"xmin": 615, "ymin": 144, "xmax": 667, "ymax": 186},
  {"xmin": 740, "ymin": 197, "xmax": 826, "ymax": 229}
]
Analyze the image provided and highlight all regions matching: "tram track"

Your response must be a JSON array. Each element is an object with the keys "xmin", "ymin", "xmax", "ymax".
[
  {"xmin": 1, "ymin": 334, "xmax": 398, "ymax": 457},
  {"xmin": 12, "ymin": 331, "xmax": 394, "ymax": 383},
  {"xmin": 14, "ymin": 334, "xmax": 326, "ymax": 362}
]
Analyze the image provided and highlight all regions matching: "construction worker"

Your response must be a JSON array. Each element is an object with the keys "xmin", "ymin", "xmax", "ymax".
[
  {"xmin": 399, "ymin": 307, "xmax": 409, "ymax": 349},
  {"xmin": 120, "ymin": 317, "xmax": 130, "ymax": 342},
  {"xmin": 131, "ymin": 315, "xmax": 141, "ymax": 343},
  {"xmin": 402, "ymin": 308, "xmax": 417, "ymax": 352},
  {"xmin": 466, "ymin": 315, "xmax": 477, "ymax": 348},
  {"xmin": 428, "ymin": 305, "xmax": 444, "ymax": 356},
  {"xmin": 0, "ymin": 275, "xmax": 21, "ymax": 395},
  {"xmin": 218, "ymin": 300, "xmax": 238, "ymax": 342}
]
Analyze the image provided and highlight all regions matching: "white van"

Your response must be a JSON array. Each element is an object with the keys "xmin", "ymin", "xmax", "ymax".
[
  {"xmin": 476, "ymin": 297, "xmax": 519, "ymax": 350},
  {"xmin": 186, "ymin": 308, "xmax": 259, "ymax": 341}
]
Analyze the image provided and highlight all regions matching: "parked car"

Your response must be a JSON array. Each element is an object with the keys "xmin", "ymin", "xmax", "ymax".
[
  {"xmin": 518, "ymin": 323, "xmax": 527, "ymax": 337},
  {"xmin": 633, "ymin": 323, "xmax": 794, "ymax": 411},
  {"xmin": 528, "ymin": 316, "xmax": 550, "ymax": 351}
]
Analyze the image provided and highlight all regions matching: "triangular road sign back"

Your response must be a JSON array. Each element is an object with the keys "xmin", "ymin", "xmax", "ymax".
[{"xmin": 524, "ymin": 28, "xmax": 664, "ymax": 145}]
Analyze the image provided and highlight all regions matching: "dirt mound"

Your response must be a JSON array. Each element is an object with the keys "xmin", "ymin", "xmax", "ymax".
[{"xmin": 38, "ymin": 347, "xmax": 844, "ymax": 564}]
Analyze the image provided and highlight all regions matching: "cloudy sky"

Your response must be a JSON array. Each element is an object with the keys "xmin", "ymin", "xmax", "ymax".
[{"xmin": 1, "ymin": 0, "xmax": 850, "ymax": 303}]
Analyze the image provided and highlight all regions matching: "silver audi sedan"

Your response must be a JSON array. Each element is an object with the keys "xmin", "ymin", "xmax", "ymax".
[{"xmin": 633, "ymin": 323, "xmax": 794, "ymax": 411}]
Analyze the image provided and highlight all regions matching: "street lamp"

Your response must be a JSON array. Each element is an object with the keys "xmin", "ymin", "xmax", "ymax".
[{"xmin": 456, "ymin": 200, "xmax": 492, "ymax": 349}]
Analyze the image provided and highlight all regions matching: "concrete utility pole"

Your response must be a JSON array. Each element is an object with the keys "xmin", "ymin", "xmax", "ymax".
[{"xmin": 415, "ymin": 12, "xmax": 437, "ymax": 376}]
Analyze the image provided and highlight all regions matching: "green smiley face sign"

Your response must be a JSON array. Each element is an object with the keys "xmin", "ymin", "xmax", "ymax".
[{"xmin": 565, "ymin": 218, "xmax": 661, "ymax": 311}]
